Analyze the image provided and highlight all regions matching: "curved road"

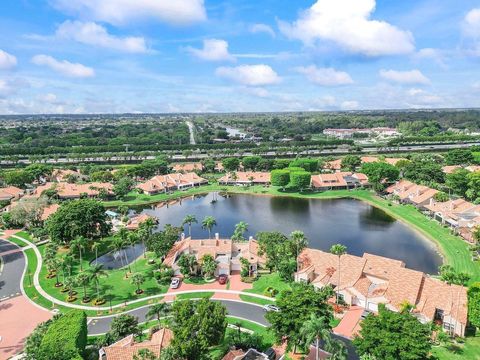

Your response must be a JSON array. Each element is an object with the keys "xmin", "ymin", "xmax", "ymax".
[{"xmin": 0, "ymin": 239, "xmax": 24, "ymax": 300}]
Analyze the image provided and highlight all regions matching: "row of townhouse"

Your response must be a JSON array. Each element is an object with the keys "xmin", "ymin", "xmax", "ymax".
[
  {"xmin": 323, "ymin": 127, "xmax": 400, "ymax": 139},
  {"xmin": 325, "ymin": 156, "xmax": 406, "ymax": 172},
  {"xmin": 442, "ymin": 165, "xmax": 480, "ymax": 174},
  {"xmin": 31, "ymin": 181, "xmax": 114, "ymax": 199},
  {"xmin": 295, "ymin": 248, "xmax": 468, "ymax": 336},
  {"xmin": 163, "ymin": 234, "xmax": 266, "ymax": 277},
  {"xmin": 137, "ymin": 172, "xmax": 208, "ymax": 195},
  {"xmin": 386, "ymin": 180, "xmax": 480, "ymax": 243}
]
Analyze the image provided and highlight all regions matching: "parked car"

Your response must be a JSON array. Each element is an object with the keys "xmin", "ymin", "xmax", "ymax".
[
  {"xmin": 170, "ymin": 277, "xmax": 181, "ymax": 289},
  {"xmin": 218, "ymin": 274, "xmax": 228, "ymax": 285},
  {"xmin": 262, "ymin": 304, "xmax": 280, "ymax": 312},
  {"xmin": 264, "ymin": 348, "xmax": 276, "ymax": 360}
]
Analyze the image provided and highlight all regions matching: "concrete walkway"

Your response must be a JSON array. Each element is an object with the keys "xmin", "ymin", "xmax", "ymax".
[{"xmin": 333, "ymin": 306, "xmax": 364, "ymax": 339}]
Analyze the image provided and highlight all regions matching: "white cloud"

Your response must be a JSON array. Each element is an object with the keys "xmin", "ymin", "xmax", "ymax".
[
  {"xmin": 51, "ymin": 0, "xmax": 206, "ymax": 26},
  {"xmin": 186, "ymin": 39, "xmax": 235, "ymax": 61},
  {"xmin": 0, "ymin": 49, "xmax": 17, "ymax": 70},
  {"xmin": 379, "ymin": 69, "xmax": 430, "ymax": 84},
  {"xmin": 56, "ymin": 21, "xmax": 147, "ymax": 53},
  {"xmin": 296, "ymin": 65, "xmax": 353, "ymax": 86},
  {"xmin": 244, "ymin": 87, "xmax": 270, "ymax": 97},
  {"xmin": 215, "ymin": 64, "xmax": 281, "ymax": 86},
  {"xmin": 31, "ymin": 55, "xmax": 95, "ymax": 78},
  {"xmin": 341, "ymin": 100, "xmax": 359, "ymax": 110},
  {"xmin": 463, "ymin": 8, "xmax": 480, "ymax": 38},
  {"xmin": 0, "ymin": 78, "xmax": 29, "ymax": 98},
  {"xmin": 249, "ymin": 23, "xmax": 275, "ymax": 37},
  {"xmin": 414, "ymin": 48, "xmax": 447, "ymax": 68},
  {"xmin": 405, "ymin": 88, "xmax": 442, "ymax": 107},
  {"xmin": 279, "ymin": 0, "xmax": 414, "ymax": 56}
]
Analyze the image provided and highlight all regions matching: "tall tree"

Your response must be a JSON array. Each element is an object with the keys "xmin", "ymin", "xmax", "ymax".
[
  {"xmin": 87, "ymin": 264, "xmax": 108, "ymax": 301},
  {"xmin": 146, "ymin": 303, "xmax": 171, "ymax": 325},
  {"xmin": 70, "ymin": 236, "xmax": 87, "ymax": 271},
  {"xmin": 182, "ymin": 214, "xmax": 197, "ymax": 237},
  {"xmin": 290, "ymin": 230, "xmax": 308, "ymax": 272},
  {"xmin": 299, "ymin": 314, "xmax": 331, "ymax": 360},
  {"xmin": 330, "ymin": 244, "xmax": 347, "ymax": 304},
  {"xmin": 231, "ymin": 221, "xmax": 249, "ymax": 242},
  {"xmin": 202, "ymin": 216, "xmax": 217, "ymax": 239}
]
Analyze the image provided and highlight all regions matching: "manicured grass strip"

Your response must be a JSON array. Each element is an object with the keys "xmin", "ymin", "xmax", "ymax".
[
  {"xmin": 239, "ymin": 294, "xmax": 275, "ymax": 306},
  {"xmin": 244, "ymin": 273, "xmax": 291, "ymax": 296},
  {"xmin": 7, "ymin": 236, "xmax": 28, "ymax": 248},
  {"xmin": 175, "ymin": 291, "xmax": 214, "ymax": 300},
  {"xmin": 16, "ymin": 230, "xmax": 33, "ymax": 242},
  {"xmin": 226, "ymin": 316, "xmax": 275, "ymax": 348},
  {"xmin": 430, "ymin": 334, "xmax": 480, "ymax": 360}
]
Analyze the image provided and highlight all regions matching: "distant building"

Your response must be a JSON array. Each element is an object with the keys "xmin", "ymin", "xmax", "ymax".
[
  {"xmin": 31, "ymin": 182, "xmax": 113, "ymax": 200},
  {"xmin": 125, "ymin": 214, "xmax": 157, "ymax": 230},
  {"xmin": 137, "ymin": 172, "xmax": 207, "ymax": 195},
  {"xmin": 0, "ymin": 186, "xmax": 24, "ymax": 202},
  {"xmin": 311, "ymin": 172, "xmax": 369, "ymax": 190},
  {"xmin": 171, "ymin": 162, "xmax": 204, "ymax": 173},
  {"xmin": 323, "ymin": 127, "xmax": 399, "ymax": 139},
  {"xmin": 218, "ymin": 172, "xmax": 271, "ymax": 186}
]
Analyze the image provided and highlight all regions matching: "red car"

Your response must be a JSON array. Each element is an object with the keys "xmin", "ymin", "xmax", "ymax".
[{"xmin": 218, "ymin": 274, "xmax": 228, "ymax": 285}]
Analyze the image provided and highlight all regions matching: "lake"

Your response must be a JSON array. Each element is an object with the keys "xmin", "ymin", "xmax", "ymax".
[{"xmin": 138, "ymin": 192, "xmax": 442, "ymax": 274}]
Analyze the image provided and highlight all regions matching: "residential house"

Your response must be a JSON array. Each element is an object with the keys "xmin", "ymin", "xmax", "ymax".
[
  {"xmin": 323, "ymin": 159, "xmax": 342, "ymax": 172},
  {"xmin": 40, "ymin": 203, "xmax": 60, "ymax": 221},
  {"xmin": 51, "ymin": 169, "xmax": 87, "ymax": 182},
  {"xmin": 163, "ymin": 234, "xmax": 266, "ymax": 277},
  {"xmin": 218, "ymin": 172, "xmax": 271, "ymax": 186},
  {"xmin": 0, "ymin": 186, "xmax": 24, "ymax": 201},
  {"xmin": 311, "ymin": 172, "xmax": 369, "ymax": 191},
  {"xmin": 424, "ymin": 199, "xmax": 476, "ymax": 227},
  {"xmin": 125, "ymin": 214, "xmax": 157, "ymax": 230},
  {"xmin": 360, "ymin": 156, "xmax": 405, "ymax": 166},
  {"xmin": 222, "ymin": 348, "xmax": 274, "ymax": 360},
  {"xmin": 171, "ymin": 162, "xmax": 204, "ymax": 173},
  {"xmin": 101, "ymin": 328, "xmax": 172, "ymax": 360},
  {"xmin": 295, "ymin": 248, "xmax": 468, "ymax": 336},
  {"xmin": 442, "ymin": 165, "xmax": 462, "ymax": 174},
  {"xmin": 385, "ymin": 180, "xmax": 438, "ymax": 208},
  {"xmin": 137, "ymin": 172, "xmax": 208, "ymax": 195},
  {"xmin": 32, "ymin": 182, "xmax": 113, "ymax": 199}
]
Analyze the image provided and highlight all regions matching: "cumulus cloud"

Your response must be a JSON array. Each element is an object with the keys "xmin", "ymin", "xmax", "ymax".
[
  {"xmin": 0, "ymin": 49, "xmax": 17, "ymax": 70},
  {"xmin": 279, "ymin": 0, "xmax": 414, "ymax": 56},
  {"xmin": 186, "ymin": 39, "xmax": 235, "ymax": 61},
  {"xmin": 56, "ymin": 21, "xmax": 147, "ymax": 53},
  {"xmin": 0, "ymin": 78, "xmax": 29, "ymax": 98},
  {"xmin": 463, "ymin": 8, "xmax": 480, "ymax": 56},
  {"xmin": 340, "ymin": 100, "xmax": 359, "ymax": 110},
  {"xmin": 31, "ymin": 55, "xmax": 95, "ymax": 78},
  {"xmin": 414, "ymin": 48, "xmax": 447, "ymax": 68},
  {"xmin": 296, "ymin": 65, "xmax": 353, "ymax": 86},
  {"xmin": 249, "ymin": 23, "xmax": 275, "ymax": 37},
  {"xmin": 215, "ymin": 64, "xmax": 281, "ymax": 86},
  {"xmin": 405, "ymin": 88, "xmax": 443, "ymax": 108},
  {"xmin": 51, "ymin": 0, "xmax": 207, "ymax": 26},
  {"xmin": 379, "ymin": 69, "xmax": 430, "ymax": 85}
]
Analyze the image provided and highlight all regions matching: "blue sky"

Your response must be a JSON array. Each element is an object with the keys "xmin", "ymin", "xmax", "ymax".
[{"xmin": 0, "ymin": 0, "xmax": 479, "ymax": 114}]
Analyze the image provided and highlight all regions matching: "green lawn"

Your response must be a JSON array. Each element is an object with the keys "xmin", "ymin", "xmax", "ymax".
[
  {"xmin": 473, "ymin": 152, "xmax": 480, "ymax": 163},
  {"xmin": 244, "ymin": 272, "xmax": 292, "ymax": 296},
  {"xmin": 15, "ymin": 230, "xmax": 33, "ymax": 242},
  {"xmin": 431, "ymin": 335, "xmax": 480, "ymax": 360},
  {"xmin": 7, "ymin": 236, "xmax": 29, "ymax": 248},
  {"xmin": 175, "ymin": 291, "xmax": 214, "ymax": 300},
  {"xmin": 239, "ymin": 294, "xmax": 275, "ymax": 306}
]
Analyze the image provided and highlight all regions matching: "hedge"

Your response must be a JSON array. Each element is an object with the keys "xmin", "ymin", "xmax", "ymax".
[{"xmin": 39, "ymin": 311, "xmax": 87, "ymax": 360}]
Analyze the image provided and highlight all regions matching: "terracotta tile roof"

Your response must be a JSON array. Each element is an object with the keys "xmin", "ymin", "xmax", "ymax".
[
  {"xmin": 103, "ymin": 328, "xmax": 173, "ymax": 360},
  {"xmin": 137, "ymin": 172, "xmax": 207, "ymax": 194},
  {"xmin": 171, "ymin": 162, "xmax": 204, "ymax": 172},
  {"xmin": 324, "ymin": 159, "xmax": 342, "ymax": 171},
  {"xmin": 415, "ymin": 277, "xmax": 468, "ymax": 326},
  {"xmin": 311, "ymin": 172, "xmax": 368, "ymax": 188},
  {"xmin": 465, "ymin": 165, "xmax": 480, "ymax": 172},
  {"xmin": 442, "ymin": 165, "xmax": 462, "ymax": 174},
  {"xmin": 52, "ymin": 169, "xmax": 83, "ymax": 182},
  {"xmin": 222, "ymin": 349, "xmax": 245, "ymax": 360},
  {"xmin": 125, "ymin": 214, "xmax": 157, "ymax": 230},
  {"xmin": 361, "ymin": 156, "xmax": 405, "ymax": 166},
  {"xmin": 218, "ymin": 172, "xmax": 271, "ymax": 184},
  {"xmin": 385, "ymin": 179, "xmax": 416, "ymax": 195},
  {"xmin": 33, "ymin": 182, "xmax": 113, "ymax": 199},
  {"xmin": 296, "ymin": 248, "xmax": 467, "ymax": 327},
  {"xmin": 409, "ymin": 188, "xmax": 438, "ymax": 205},
  {"xmin": 0, "ymin": 186, "xmax": 23, "ymax": 200},
  {"xmin": 40, "ymin": 203, "xmax": 60, "ymax": 221}
]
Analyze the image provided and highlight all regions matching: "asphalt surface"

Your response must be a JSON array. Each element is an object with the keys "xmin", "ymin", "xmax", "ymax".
[
  {"xmin": 87, "ymin": 299, "xmax": 268, "ymax": 335},
  {"xmin": 0, "ymin": 239, "xmax": 24, "ymax": 301}
]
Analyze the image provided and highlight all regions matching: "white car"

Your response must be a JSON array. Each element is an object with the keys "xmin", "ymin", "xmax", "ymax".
[
  {"xmin": 263, "ymin": 304, "xmax": 280, "ymax": 312},
  {"xmin": 170, "ymin": 277, "xmax": 181, "ymax": 289}
]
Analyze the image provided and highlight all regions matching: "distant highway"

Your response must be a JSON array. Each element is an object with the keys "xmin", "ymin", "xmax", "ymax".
[
  {"xmin": 186, "ymin": 121, "xmax": 196, "ymax": 145},
  {"xmin": 1, "ymin": 141, "xmax": 479, "ymax": 166}
]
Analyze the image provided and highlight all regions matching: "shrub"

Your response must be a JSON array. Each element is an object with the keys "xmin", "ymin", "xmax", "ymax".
[
  {"xmin": 263, "ymin": 286, "xmax": 278, "ymax": 297},
  {"xmin": 39, "ymin": 311, "xmax": 87, "ymax": 360}
]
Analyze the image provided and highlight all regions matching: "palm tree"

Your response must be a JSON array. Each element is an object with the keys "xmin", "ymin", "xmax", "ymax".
[
  {"xmin": 290, "ymin": 230, "xmax": 308, "ymax": 272},
  {"xmin": 330, "ymin": 244, "xmax": 347, "ymax": 304},
  {"xmin": 112, "ymin": 235, "xmax": 126, "ymax": 270},
  {"xmin": 76, "ymin": 272, "xmax": 90, "ymax": 301},
  {"xmin": 232, "ymin": 221, "xmax": 249, "ymax": 242},
  {"xmin": 139, "ymin": 218, "xmax": 156, "ymax": 258},
  {"xmin": 131, "ymin": 273, "xmax": 145, "ymax": 294},
  {"xmin": 63, "ymin": 254, "xmax": 75, "ymax": 278},
  {"xmin": 46, "ymin": 258, "xmax": 62, "ymax": 286},
  {"xmin": 71, "ymin": 236, "xmax": 87, "ymax": 271},
  {"xmin": 200, "ymin": 254, "xmax": 217, "ymax": 279},
  {"xmin": 202, "ymin": 216, "xmax": 217, "ymax": 239},
  {"xmin": 64, "ymin": 276, "xmax": 77, "ymax": 299},
  {"xmin": 325, "ymin": 339, "xmax": 348, "ymax": 360},
  {"xmin": 182, "ymin": 215, "xmax": 198, "ymax": 237},
  {"xmin": 300, "ymin": 314, "xmax": 331, "ymax": 360},
  {"xmin": 128, "ymin": 231, "xmax": 140, "ymax": 272},
  {"xmin": 146, "ymin": 303, "xmax": 171, "ymax": 325},
  {"xmin": 87, "ymin": 264, "xmax": 108, "ymax": 300},
  {"xmin": 91, "ymin": 240, "xmax": 101, "ymax": 265}
]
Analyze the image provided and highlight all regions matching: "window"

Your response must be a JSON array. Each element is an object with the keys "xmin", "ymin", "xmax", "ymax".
[{"xmin": 443, "ymin": 322, "xmax": 454, "ymax": 334}]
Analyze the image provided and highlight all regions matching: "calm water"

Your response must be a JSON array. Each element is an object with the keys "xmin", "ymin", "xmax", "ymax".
[{"xmin": 138, "ymin": 193, "xmax": 442, "ymax": 274}]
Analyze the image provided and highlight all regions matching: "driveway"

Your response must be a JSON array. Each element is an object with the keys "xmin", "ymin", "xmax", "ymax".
[{"xmin": 0, "ymin": 239, "xmax": 52, "ymax": 360}]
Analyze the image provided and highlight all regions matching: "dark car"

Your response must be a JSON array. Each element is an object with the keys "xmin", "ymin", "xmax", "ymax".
[
  {"xmin": 263, "ymin": 348, "xmax": 276, "ymax": 360},
  {"xmin": 218, "ymin": 274, "xmax": 228, "ymax": 285}
]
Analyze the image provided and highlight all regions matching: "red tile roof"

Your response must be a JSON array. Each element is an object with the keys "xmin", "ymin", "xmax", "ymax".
[
  {"xmin": 218, "ymin": 172, "xmax": 271, "ymax": 184},
  {"xmin": 137, "ymin": 172, "xmax": 207, "ymax": 194}
]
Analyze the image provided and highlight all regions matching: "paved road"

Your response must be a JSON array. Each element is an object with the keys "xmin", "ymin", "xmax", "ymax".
[
  {"xmin": 87, "ymin": 299, "xmax": 268, "ymax": 335},
  {"xmin": 186, "ymin": 121, "xmax": 196, "ymax": 145},
  {"xmin": 0, "ymin": 239, "xmax": 24, "ymax": 301}
]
